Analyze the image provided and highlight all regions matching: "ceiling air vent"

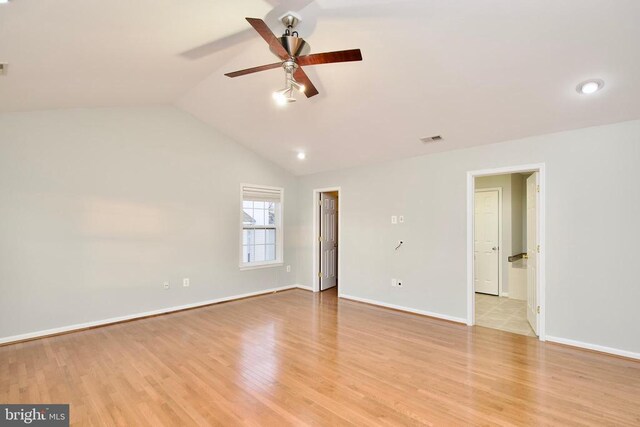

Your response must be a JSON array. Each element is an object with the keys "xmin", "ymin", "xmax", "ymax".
[
  {"xmin": 0, "ymin": 63, "xmax": 7, "ymax": 76},
  {"xmin": 420, "ymin": 135, "xmax": 443, "ymax": 144}
]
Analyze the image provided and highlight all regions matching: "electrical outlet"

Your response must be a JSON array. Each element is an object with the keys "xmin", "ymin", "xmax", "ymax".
[
  {"xmin": 163, "ymin": 281, "xmax": 170, "ymax": 290},
  {"xmin": 183, "ymin": 278, "xmax": 190, "ymax": 287},
  {"xmin": 391, "ymin": 278, "xmax": 397, "ymax": 288},
  {"xmin": 286, "ymin": 265, "xmax": 291, "ymax": 273},
  {"xmin": 391, "ymin": 216, "xmax": 398, "ymax": 224}
]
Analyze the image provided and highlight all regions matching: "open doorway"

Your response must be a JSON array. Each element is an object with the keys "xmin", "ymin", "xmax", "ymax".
[
  {"xmin": 313, "ymin": 188, "xmax": 341, "ymax": 293},
  {"xmin": 467, "ymin": 164, "xmax": 545, "ymax": 340}
]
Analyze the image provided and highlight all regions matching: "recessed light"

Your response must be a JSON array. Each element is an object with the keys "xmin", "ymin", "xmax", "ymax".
[
  {"xmin": 297, "ymin": 152, "xmax": 306, "ymax": 160},
  {"xmin": 576, "ymin": 79, "xmax": 604, "ymax": 95}
]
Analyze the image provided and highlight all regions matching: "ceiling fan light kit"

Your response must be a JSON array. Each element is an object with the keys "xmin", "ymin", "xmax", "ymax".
[
  {"xmin": 224, "ymin": 12, "xmax": 363, "ymax": 106},
  {"xmin": 272, "ymin": 60, "xmax": 306, "ymax": 106}
]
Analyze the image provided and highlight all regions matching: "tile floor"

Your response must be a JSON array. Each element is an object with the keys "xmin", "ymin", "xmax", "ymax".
[{"xmin": 475, "ymin": 293, "xmax": 536, "ymax": 337}]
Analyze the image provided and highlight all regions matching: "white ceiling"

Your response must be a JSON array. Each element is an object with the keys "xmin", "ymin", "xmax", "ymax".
[
  {"xmin": 2, "ymin": 0, "xmax": 640, "ymax": 175},
  {"xmin": 0, "ymin": 0, "xmax": 273, "ymax": 110}
]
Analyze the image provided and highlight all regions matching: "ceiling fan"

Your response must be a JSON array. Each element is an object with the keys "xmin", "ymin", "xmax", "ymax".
[{"xmin": 224, "ymin": 13, "xmax": 363, "ymax": 105}]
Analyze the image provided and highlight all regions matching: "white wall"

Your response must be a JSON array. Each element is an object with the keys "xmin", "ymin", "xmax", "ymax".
[
  {"xmin": 2, "ymin": 108, "xmax": 639, "ymax": 357},
  {"xmin": 296, "ymin": 120, "xmax": 640, "ymax": 355},
  {"xmin": 0, "ymin": 107, "xmax": 298, "ymax": 340}
]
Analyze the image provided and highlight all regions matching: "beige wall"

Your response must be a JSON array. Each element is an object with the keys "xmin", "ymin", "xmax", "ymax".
[{"xmin": 510, "ymin": 174, "xmax": 526, "ymax": 254}]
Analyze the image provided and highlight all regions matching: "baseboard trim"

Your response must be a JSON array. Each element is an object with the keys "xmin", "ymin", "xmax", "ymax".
[
  {"xmin": 339, "ymin": 293, "xmax": 467, "ymax": 324},
  {"xmin": 0, "ymin": 285, "xmax": 299, "ymax": 346},
  {"xmin": 6, "ymin": 287, "xmax": 636, "ymax": 361},
  {"xmin": 500, "ymin": 292, "xmax": 509, "ymax": 297},
  {"xmin": 339, "ymin": 295, "xmax": 638, "ymax": 360},
  {"xmin": 546, "ymin": 335, "xmax": 640, "ymax": 360}
]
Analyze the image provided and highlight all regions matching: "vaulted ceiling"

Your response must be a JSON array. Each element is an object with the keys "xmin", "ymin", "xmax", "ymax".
[{"xmin": 2, "ymin": 0, "xmax": 640, "ymax": 175}]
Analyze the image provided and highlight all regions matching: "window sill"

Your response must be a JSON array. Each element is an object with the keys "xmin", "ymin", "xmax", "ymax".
[{"xmin": 239, "ymin": 262, "xmax": 283, "ymax": 271}]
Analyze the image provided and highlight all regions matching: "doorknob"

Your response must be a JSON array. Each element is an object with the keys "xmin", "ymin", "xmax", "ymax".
[{"xmin": 492, "ymin": 247, "xmax": 498, "ymax": 251}]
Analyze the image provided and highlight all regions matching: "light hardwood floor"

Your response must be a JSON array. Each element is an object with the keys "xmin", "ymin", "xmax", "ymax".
[{"xmin": 1, "ymin": 288, "xmax": 639, "ymax": 426}]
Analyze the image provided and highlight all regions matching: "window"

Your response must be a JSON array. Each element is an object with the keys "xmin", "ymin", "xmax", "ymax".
[{"xmin": 240, "ymin": 184, "xmax": 283, "ymax": 269}]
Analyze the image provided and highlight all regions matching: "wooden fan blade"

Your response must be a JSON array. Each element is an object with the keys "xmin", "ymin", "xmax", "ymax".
[
  {"xmin": 225, "ymin": 62, "xmax": 282, "ymax": 78},
  {"xmin": 293, "ymin": 67, "xmax": 319, "ymax": 98},
  {"xmin": 297, "ymin": 49, "xmax": 362, "ymax": 67},
  {"xmin": 245, "ymin": 17, "xmax": 289, "ymax": 60}
]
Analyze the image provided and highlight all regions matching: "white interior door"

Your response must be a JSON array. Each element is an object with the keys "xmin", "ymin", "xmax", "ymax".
[
  {"xmin": 474, "ymin": 190, "xmax": 500, "ymax": 295},
  {"xmin": 526, "ymin": 172, "xmax": 539, "ymax": 335},
  {"xmin": 320, "ymin": 193, "xmax": 338, "ymax": 291}
]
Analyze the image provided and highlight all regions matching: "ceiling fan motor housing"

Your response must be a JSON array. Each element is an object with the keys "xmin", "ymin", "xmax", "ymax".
[{"xmin": 274, "ymin": 36, "xmax": 311, "ymax": 58}]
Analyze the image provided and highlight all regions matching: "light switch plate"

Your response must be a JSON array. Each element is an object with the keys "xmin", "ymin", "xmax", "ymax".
[
  {"xmin": 391, "ymin": 215, "xmax": 398, "ymax": 224},
  {"xmin": 399, "ymin": 215, "xmax": 404, "ymax": 223}
]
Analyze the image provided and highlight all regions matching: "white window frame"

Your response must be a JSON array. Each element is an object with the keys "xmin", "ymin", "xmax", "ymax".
[{"xmin": 239, "ymin": 183, "xmax": 284, "ymax": 270}]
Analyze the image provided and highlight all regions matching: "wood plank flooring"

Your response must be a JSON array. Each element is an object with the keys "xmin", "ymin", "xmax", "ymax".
[{"xmin": 1, "ymin": 288, "xmax": 639, "ymax": 426}]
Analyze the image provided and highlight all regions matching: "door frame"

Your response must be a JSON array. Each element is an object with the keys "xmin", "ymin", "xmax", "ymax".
[
  {"xmin": 466, "ymin": 163, "xmax": 546, "ymax": 341},
  {"xmin": 474, "ymin": 187, "xmax": 503, "ymax": 297},
  {"xmin": 312, "ymin": 187, "xmax": 342, "ymax": 292}
]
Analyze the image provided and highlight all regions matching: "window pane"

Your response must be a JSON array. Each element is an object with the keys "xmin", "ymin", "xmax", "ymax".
[
  {"xmin": 265, "ymin": 244, "xmax": 276, "ymax": 261},
  {"xmin": 243, "ymin": 229, "xmax": 255, "ymax": 245},
  {"xmin": 243, "ymin": 208, "xmax": 255, "ymax": 225},
  {"xmin": 268, "ymin": 203, "xmax": 276, "ymax": 225},
  {"xmin": 256, "ymin": 209, "xmax": 267, "ymax": 225},
  {"xmin": 254, "ymin": 245, "xmax": 266, "ymax": 262},
  {"xmin": 241, "ymin": 187, "xmax": 282, "ymax": 266},
  {"xmin": 266, "ymin": 229, "xmax": 275, "ymax": 244}
]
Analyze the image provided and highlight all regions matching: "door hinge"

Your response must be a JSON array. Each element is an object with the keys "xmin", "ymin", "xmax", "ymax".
[
  {"xmin": 537, "ymin": 306, "xmax": 541, "ymax": 314},
  {"xmin": 318, "ymin": 272, "xmax": 322, "ymax": 278},
  {"xmin": 537, "ymin": 184, "xmax": 540, "ymax": 193},
  {"xmin": 537, "ymin": 245, "xmax": 540, "ymax": 253},
  {"xmin": 318, "ymin": 199, "xmax": 322, "ymax": 206},
  {"xmin": 318, "ymin": 235, "xmax": 322, "ymax": 242}
]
